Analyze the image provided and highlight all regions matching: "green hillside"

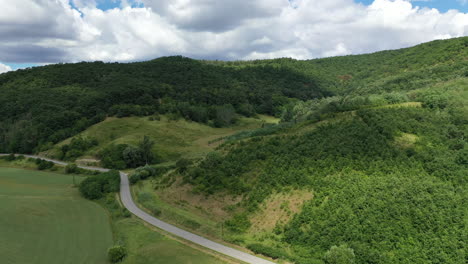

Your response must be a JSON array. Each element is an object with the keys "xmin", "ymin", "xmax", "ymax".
[
  {"xmin": 169, "ymin": 78, "xmax": 467, "ymax": 263},
  {"xmin": 42, "ymin": 114, "xmax": 277, "ymax": 165},
  {"xmin": 0, "ymin": 37, "xmax": 467, "ymax": 264},
  {"xmin": 1, "ymin": 37, "xmax": 466, "ymax": 155}
]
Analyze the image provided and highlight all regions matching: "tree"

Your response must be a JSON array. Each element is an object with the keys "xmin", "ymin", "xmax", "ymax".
[
  {"xmin": 123, "ymin": 145, "xmax": 145, "ymax": 168},
  {"xmin": 108, "ymin": 245, "xmax": 127, "ymax": 263},
  {"xmin": 324, "ymin": 245, "xmax": 355, "ymax": 264},
  {"xmin": 176, "ymin": 158, "xmax": 192, "ymax": 173},
  {"xmin": 138, "ymin": 136, "xmax": 154, "ymax": 164},
  {"xmin": 214, "ymin": 104, "xmax": 236, "ymax": 127}
]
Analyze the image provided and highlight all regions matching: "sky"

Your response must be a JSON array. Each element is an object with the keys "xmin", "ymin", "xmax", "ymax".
[{"xmin": 0, "ymin": 0, "xmax": 467, "ymax": 73}]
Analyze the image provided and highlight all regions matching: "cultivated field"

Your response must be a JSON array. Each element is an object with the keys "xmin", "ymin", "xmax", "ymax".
[{"xmin": 0, "ymin": 167, "xmax": 113, "ymax": 264}]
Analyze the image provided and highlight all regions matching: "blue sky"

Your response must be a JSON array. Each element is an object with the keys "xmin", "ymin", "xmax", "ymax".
[
  {"xmin": 0, "ymin": 0, "xmax": 467, "ymax": 73},
  {"xmin": 356, "ymin": 0, "xmax": 468, "ymax": 12},
  {"xmin": 96, "ymin": 0, "xmax": 468, "ymax": 12},
  {"xmin": 96, "ymin": 0, "xmax": 468, "ymax": 13}
]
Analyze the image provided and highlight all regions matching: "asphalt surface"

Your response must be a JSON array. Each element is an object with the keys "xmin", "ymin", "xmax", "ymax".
[{"xmin": 0, "ymin": 154, "xmax": 275, "ymax": 264}]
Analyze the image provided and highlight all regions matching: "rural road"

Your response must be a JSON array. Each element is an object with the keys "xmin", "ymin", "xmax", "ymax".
[{"xmin": 0, "ymin": 154, "xmax": 275, "ymax": 264}]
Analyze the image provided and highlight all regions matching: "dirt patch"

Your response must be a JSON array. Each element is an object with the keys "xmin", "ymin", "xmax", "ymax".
[
  {"xmin": 249, "ymin": 190, "xmax": 313, "ymax": 232},
  {"xmin": 157, "ymin": 177, "xmax": 243, "ymax": 221}
]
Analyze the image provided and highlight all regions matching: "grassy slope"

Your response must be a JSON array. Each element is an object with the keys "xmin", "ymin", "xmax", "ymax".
[
  {"xmin": 45, "ymin": 114, "xmax": 278, "ymax": 163},
  {"xmin": 0, "ymin": 167, "xmax": 112, "ymax": 264}
]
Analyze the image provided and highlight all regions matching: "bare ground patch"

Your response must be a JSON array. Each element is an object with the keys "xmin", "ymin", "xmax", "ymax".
[
  {"xmin": 250, "ymin": 190, "xmax": 313, "ymax": 233},
  {"xmin": 156, "ymin": 176, "xmax": 243, "ymax": 221}
]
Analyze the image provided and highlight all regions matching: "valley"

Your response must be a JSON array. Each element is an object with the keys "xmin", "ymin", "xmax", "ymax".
[{"xmin": 0, "ymin": 37, "xmax": 466, "ymax": 264}]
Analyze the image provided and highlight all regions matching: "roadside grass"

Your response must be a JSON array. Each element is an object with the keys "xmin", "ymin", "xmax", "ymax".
[
  {"xmin": 0, "ymin": 167, "xmax": 112, "ymax": 264},
  {"xmin": 45, "ymin": 115, "xmax": 277, "ymax": 163},
  {"xmin": 132, "ymin": 179, "xmax": 225, "ymax": 238},
  {"xmin": 131, "ymin": 177, "xmax": 294, "ymax": 263},
  {"xmin": 113, "ymin": 217, "xmax": 230, "ymax": 264},
  {"xmin": 100, "ymin": 192, "xmax": 234, "ymax": 264}
]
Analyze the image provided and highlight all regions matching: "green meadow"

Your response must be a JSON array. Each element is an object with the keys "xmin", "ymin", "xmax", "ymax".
[
  {"xmin": 0, "ymin": 164, "xmax": 232, "ymax": 264},
  {"xmin": 0, "ymin": 167, "xmax": 113, "ymax": 264}
]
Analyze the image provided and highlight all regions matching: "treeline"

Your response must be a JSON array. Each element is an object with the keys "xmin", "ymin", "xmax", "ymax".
[
  {"xmin": 2, "ymin": 37, "xmax": 466, "ymax": 154},
  {"xmin": 0, "ymin": 56, "xmax": 327, "ymax": 154}
]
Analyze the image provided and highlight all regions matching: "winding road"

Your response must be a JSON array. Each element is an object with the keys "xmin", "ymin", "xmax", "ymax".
[{"xmin": 0, "ymin": 154, "xmax": 275, "ymax": 264}]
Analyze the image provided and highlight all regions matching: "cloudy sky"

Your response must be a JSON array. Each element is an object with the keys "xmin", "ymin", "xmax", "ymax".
[{"xmin": 0, "ymin": 0, "xmax": 467, "ymax": 73}]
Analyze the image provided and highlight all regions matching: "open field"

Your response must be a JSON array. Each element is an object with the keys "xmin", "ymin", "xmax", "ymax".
[
  {"xmin": 114, "ymin": 217, "xmax": 230, "ymax": 264},
  {"xmin": 0, "ymin": 161, "xmax": 234, "ymax": 264},
  {"xmin": 44, "ymin": 115, "xmax": 279, "ymax": 163},
  {"xmin": 0, "ymin": 167, "xmax": 113, "ymax": 264}
]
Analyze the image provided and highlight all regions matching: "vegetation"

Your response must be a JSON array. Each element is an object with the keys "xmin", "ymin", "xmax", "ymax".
[
  {"xmin": 79, "ymin": 170, "xmax": 120, "ymax": 200},
  {"xmin": 2, "ymin": 37, "xmax": 465, "ymax": 155},
  {"xmin": 43, "ymin": 114, "xmax": 273, "ymax": 166},
  {"xmin": 0, "ymin": 167, "xmax": 112, "ymax": 264},
  {"xmin": 99, "ymin": 136, "xmax": 156, "ymax": 169},
  {"xmin": 177, "ymin": 78, "xmax": 467, "ymax": 263},
  {"xmin": 0, "ymin": 55, "xmax": 328, "ymax": 154},
  {"xmin": 108, "ymin": 245, "xmax": 127, "ymax": 263},
  {"xmin": 35, "ymin": 158, "xmax": 54, "ymax": 170},
  {"xmin": 1, "ymin": 37, "xmax": 467, "ymax": 264}
]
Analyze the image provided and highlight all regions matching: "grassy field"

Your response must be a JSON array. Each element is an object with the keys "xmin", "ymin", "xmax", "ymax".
[
  {"xmin": 113, "ymin": 217, "xmax": 231, "ymax": 264},
  {"xmin": 0, "ymin": 167, "xmax": 113, "ymax": 264},
  {"xmin": 0, "ymin": 161, "xmax": 234, "ymax": 264},
  {"xmin": 44, "ymin": 115, "xmax": 278, "ymax": 163}
]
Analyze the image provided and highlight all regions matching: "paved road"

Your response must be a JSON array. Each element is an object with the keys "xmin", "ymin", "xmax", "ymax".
[{"xmin": 0, "ymin": 154, "xmax": 275, "ymax": 264}]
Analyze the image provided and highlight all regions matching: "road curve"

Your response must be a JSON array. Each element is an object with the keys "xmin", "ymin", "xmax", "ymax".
[{"xmin": 0, "ymin": 154, "xmax": 275, "ymax": 264}]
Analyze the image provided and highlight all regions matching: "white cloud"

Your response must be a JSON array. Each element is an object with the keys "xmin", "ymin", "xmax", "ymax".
[
  {"xmin": 0, "ymin": 0, "xmax": 466, "ymax": 63},
  {"xmin": 0, "ymin": 62, "xmax": 12, "ymax": 73}
]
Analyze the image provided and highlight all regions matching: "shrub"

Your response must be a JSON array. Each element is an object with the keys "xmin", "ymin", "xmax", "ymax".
[
  {"xmin": 36, "ymin": 159, "xmax": 54, "ymax": 170},
  {"xmin": 65, "ymin": 163, "xmax": 79, "ymax": 174},
  {"xmin": 5, "ymin": 153, "xmax": 16, "ymax": 161},
  {"xmin": 79, "ymin": 170, "xmax": 120, "ymax": 200},
  {"xmin": 129, "ymin": 173, "xmax": 141, "ymax": 185},
  {"xmin": 225, "ymin": 213, "xmax": 251, "ymax": 233},
  {"xmin": 324, "ymin": 245, "xmax": 355, "ymax": 264},
  {"xmin": 176, "ymin": 158, "xmax": 192, "ymax": 173},
  {"xmin": 146, "ymin": 204, "xmax": 162, "ymax": 216},
  {"xmin": 247, "ymin": 243, "xmax": 286, "ymax": 259},
  {"xmin": 107, "ymin": 245, "xmax": 127, "ymax": 263},
  {"xmin": 122, "ymin": 208, "xmax": 131, "ymax": 218}
]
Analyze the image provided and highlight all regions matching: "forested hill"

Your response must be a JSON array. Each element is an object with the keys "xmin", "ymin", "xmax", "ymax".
[{"xmin": 0, "ymin": 37, "xmax": 466, "ymax": 153}]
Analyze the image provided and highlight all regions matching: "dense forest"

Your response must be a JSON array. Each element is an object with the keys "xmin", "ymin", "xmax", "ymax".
[
  {"xmin": 184, "ymin": 78, "xmax": 467, "ymax": 263},
  {"xmin": 0, "ymin": 56, "xmax": 327, "ymax": 153},
  {"xmin": 0, "ymin": 36, "xmax": 466, "ymax": 263},
  {"xmin": 1, "ymin": 37, "xmax": 466, "ymax": 154}
]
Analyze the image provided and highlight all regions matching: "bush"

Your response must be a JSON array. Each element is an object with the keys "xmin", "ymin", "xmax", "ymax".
[
  {"xmin": 108, "ymin": 245, "xmax": 127, "ymax": 263},
  {"xmin": 65, "ymin": 163, "xmax": 79, "ymax": 174},
  {"xmin": 247, "ymin": 243, "xmax": 286, "ymax": 259},
  {"xmin": 324, "ymin": 245, "xmax": 355, "ymax": 264},
  {"xmin": 36, "ymin": 159, "xmax": 54, "ymax": 170},
  {"xmin": 146, "ymin": 204, "xmax": 162, "ymax": 216},
  {"xmin": 225, "ymin": 213, "xmax": 251, "ymax": 233},
  {"xmin": 79, "ymin": 170, "xmax": 120, "ymax": 200},
  {"xmin": 99, "ymin": 144, "xmax": 128, "ymax": 169},
  {"xmin": 129, "ymin": 173, "xmax": 141, "ymax": 185},
  {"xmin": 176, "ymin": 158, "xmax": 192, "ymax": 173},
  {"xmin": 122, "ymin": 208, "xmax": 131, "ymax": 218},
  {"xmin": 5, "ymin": 153, "xmax": 16, "ymax": 161}
]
